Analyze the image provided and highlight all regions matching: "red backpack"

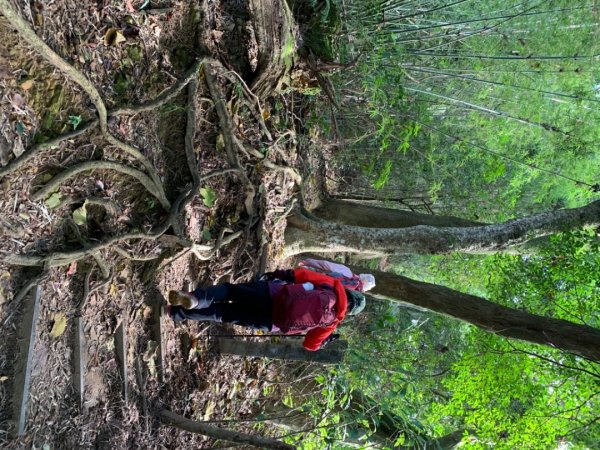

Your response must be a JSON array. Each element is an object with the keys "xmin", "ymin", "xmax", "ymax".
[{"xmin": 272, "ymin": 284, "xmax": 338, "ymax": 334}]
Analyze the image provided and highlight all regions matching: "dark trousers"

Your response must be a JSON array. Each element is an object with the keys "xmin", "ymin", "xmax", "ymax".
[{"xmin": 169, "ymin": 281, "xmax": 273, "ymax": 331}]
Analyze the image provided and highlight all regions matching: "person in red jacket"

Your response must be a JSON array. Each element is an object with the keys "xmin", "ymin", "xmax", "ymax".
[{"xmin": 166, "ymin": 268, "xmax": 366, "ymax": 351}]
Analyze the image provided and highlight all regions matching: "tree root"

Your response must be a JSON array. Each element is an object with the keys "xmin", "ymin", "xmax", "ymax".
[
  {"xmin": 185, "ymin": 77, "xmax": 200, "ymax": 186},
  {"xmin": 0, "ymin": 1, "xmax": 172, "ymax": 209},
  {"xmin": 0, "ymin": 121, "xmax": 98, "ymax": 179},
  {"xmin": 3, "ymin": 167, "xmax": 246, "ymax": 269},
  {"xmin": 204, "ymin": 63, "xmax": 256, "ymax": 216},
  {"xmin": 111, "ymin": 59, "xmax": 206, "ymax": 118},
  {"xmin": 30, "ymin": 160, "xmax": 169, "ymax": 209},
  {"xmin": 0, "ymin": 0, "xmax": 108, "ymax": 130},
  {"xmin": 213, "ymin": 59, "xmax": 272, "ymax": 141},
  {"xmin": 113, "ymin": 246, "xmax": 165, "ymax": 262},
  {"xmin": 262, "ymin": 160, "xmax": 302, "ymax": 186},
  {"xmin": 0, "ymin": 58, "xmax": 203, "ymax": 182}
]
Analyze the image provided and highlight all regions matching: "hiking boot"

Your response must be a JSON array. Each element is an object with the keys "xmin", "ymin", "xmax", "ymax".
[{"xmin": 168, "ymin": 290, "xmax": 198, "ymax": 309}]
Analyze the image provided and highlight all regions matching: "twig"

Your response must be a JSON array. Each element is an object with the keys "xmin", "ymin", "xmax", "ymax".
[{"xmin": 219, "ymin": 65, "xmax": 272, "ymax": 141}]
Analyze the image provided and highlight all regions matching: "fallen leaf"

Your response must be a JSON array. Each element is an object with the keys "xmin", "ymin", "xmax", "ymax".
[
  {"xmin": 203, "ymin": 400, "xmax": 216, "ymax": 421},
  {"xmin": 20, "ymin": 79, "xmax": 34, "ymax": 91},
  {"xmin": 44, "ymin": 192, "xmax": 62, "ymax": 209},
  {"xmin": 0, "ymin": 376, "xmax": 8, "ymax": 382},
  {"xmin": 73, "ymin": 203, "xmax": 87, "ymax": 226},
  {"xmin": 66, "ymin": 261, "xmax": 77, "ymax": 276},
  {"xmin": 125, "ymin": 0, "xmax": 135, "ymax": 12},
  {"xmin": 50, "ymin": 313, "xmax": 67, "ymax": 338},
  {"xmin": 262, "ymin": 109, "xmax": 270, "ymax": 120},
  {"xmin": 11, "ymin": 93, "xmax": 26, "ymax": 109},
  {"xmin": 104, "ymin": 28, "xmax": 126, "ymax": 46},
  {"xmin": 109, "ymin": 283, "xmax": 118, "ymax": 297}
]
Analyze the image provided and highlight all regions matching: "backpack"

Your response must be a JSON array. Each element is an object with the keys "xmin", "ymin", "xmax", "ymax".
[{"xmin": 273, "ymin": 284, "xmax": 338, "ymax": 334}]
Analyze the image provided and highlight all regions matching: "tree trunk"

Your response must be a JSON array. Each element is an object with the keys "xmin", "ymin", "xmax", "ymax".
[
  {"xmin": 347, "ymin": 265, "xmax": 600, "ymax": 363},
  {"xmin": 218, "ymin": 338, "xmax": 348, "ymax": 364},
  {"xmin": 315, "ymin": 199, "xmax": 484, "ymax": 228},
  {"xmin": 248, "ymin": 0, "xmax": 295, "ymax": 98},
  {"xmin": 284, "ymin": 200, "xmax": 600, "ymax": 257},
  {"xmin": 160, "ymin": 409, "xmax": 295, "ymax": 450}
]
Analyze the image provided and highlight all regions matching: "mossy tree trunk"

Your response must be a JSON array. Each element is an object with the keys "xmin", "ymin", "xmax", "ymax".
[{"xmin": 315, "ymin": 199, "xmax": 484, "ymax": 228}]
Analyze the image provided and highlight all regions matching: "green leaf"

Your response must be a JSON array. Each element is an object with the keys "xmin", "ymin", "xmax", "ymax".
[
  {"xmin": 202, "ymin": 227, "xmax": 212, "ymax": 241},
  {"xmin": 68, "ymin": 115, "xmax": 82, "ymax": 130},
  {"xmin": 44, "ymin": 192, "xmax": 63, "ymax": 209},
  {"xmin": 72, "ymin": 202, "xmax": 87, "ymax": 226},
  {"xmin": 199, "ymin": 187, "xmax": 217, "ymax": 208}
]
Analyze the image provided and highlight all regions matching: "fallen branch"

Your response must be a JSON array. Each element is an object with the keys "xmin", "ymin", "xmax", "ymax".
[
  {"xmin": 159, "ymin": 409, "xmax": 295, "ymax": 450},
  {"xmin": 30, "ymin": 160, "xmax": 169, "ymax": 209}
]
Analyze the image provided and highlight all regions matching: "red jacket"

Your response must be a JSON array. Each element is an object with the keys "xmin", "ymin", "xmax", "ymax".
[{"xmin": 290, "ymin": 269, "xmax": 348, "ymax": 351}]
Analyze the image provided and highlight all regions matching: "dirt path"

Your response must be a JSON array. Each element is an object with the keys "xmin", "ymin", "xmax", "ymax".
[{"xmin": 0, "ymin": 0, "xmax": 314, "ymax": 448}]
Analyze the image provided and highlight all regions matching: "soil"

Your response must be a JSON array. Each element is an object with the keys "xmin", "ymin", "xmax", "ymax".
[{"xmin": 0, "ymin": 0, "xmax": 327, "ymax": 448}]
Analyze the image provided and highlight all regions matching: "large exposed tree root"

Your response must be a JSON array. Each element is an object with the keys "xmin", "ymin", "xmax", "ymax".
[
  {"xmin": 0, "ymin": 2, "xmax": 301, "ymax": 278},
  {"xmin": 30, "ymin": 160, "xmax": 168, "ymax": 208},
  {"xmin": 0, "ymin": 0, "xmax": 169, "ymax": 207}
]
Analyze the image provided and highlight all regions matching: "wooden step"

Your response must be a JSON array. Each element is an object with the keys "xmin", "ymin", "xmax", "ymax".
[{"xmin": 12, "ymin": 285, "xmax": 41, "ymax": 437}]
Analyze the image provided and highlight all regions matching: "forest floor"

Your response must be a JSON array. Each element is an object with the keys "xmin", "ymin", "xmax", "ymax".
[{"xmin": 0, "ymin": 0, "xmax": 333, "ymax": 448}]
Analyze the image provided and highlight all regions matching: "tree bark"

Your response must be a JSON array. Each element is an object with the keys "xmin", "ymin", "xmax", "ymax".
[
  {"xmin": 160, "ymin": 409, "xmax": 295, "ymax": 450},
  {"xmin": 315, "ymin": 199, "xmax": 484, "ymax": 228},
  {"xmin": 284, "ymin": 200, "xmax": 600, "ymax": 257},
  {"xmin": 248, "ymin": 0, "xmax": 295, "ymax": 98},
  {"xmin": 346, "ymin": 265, "xmax": 600, "ymax": 363}
]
